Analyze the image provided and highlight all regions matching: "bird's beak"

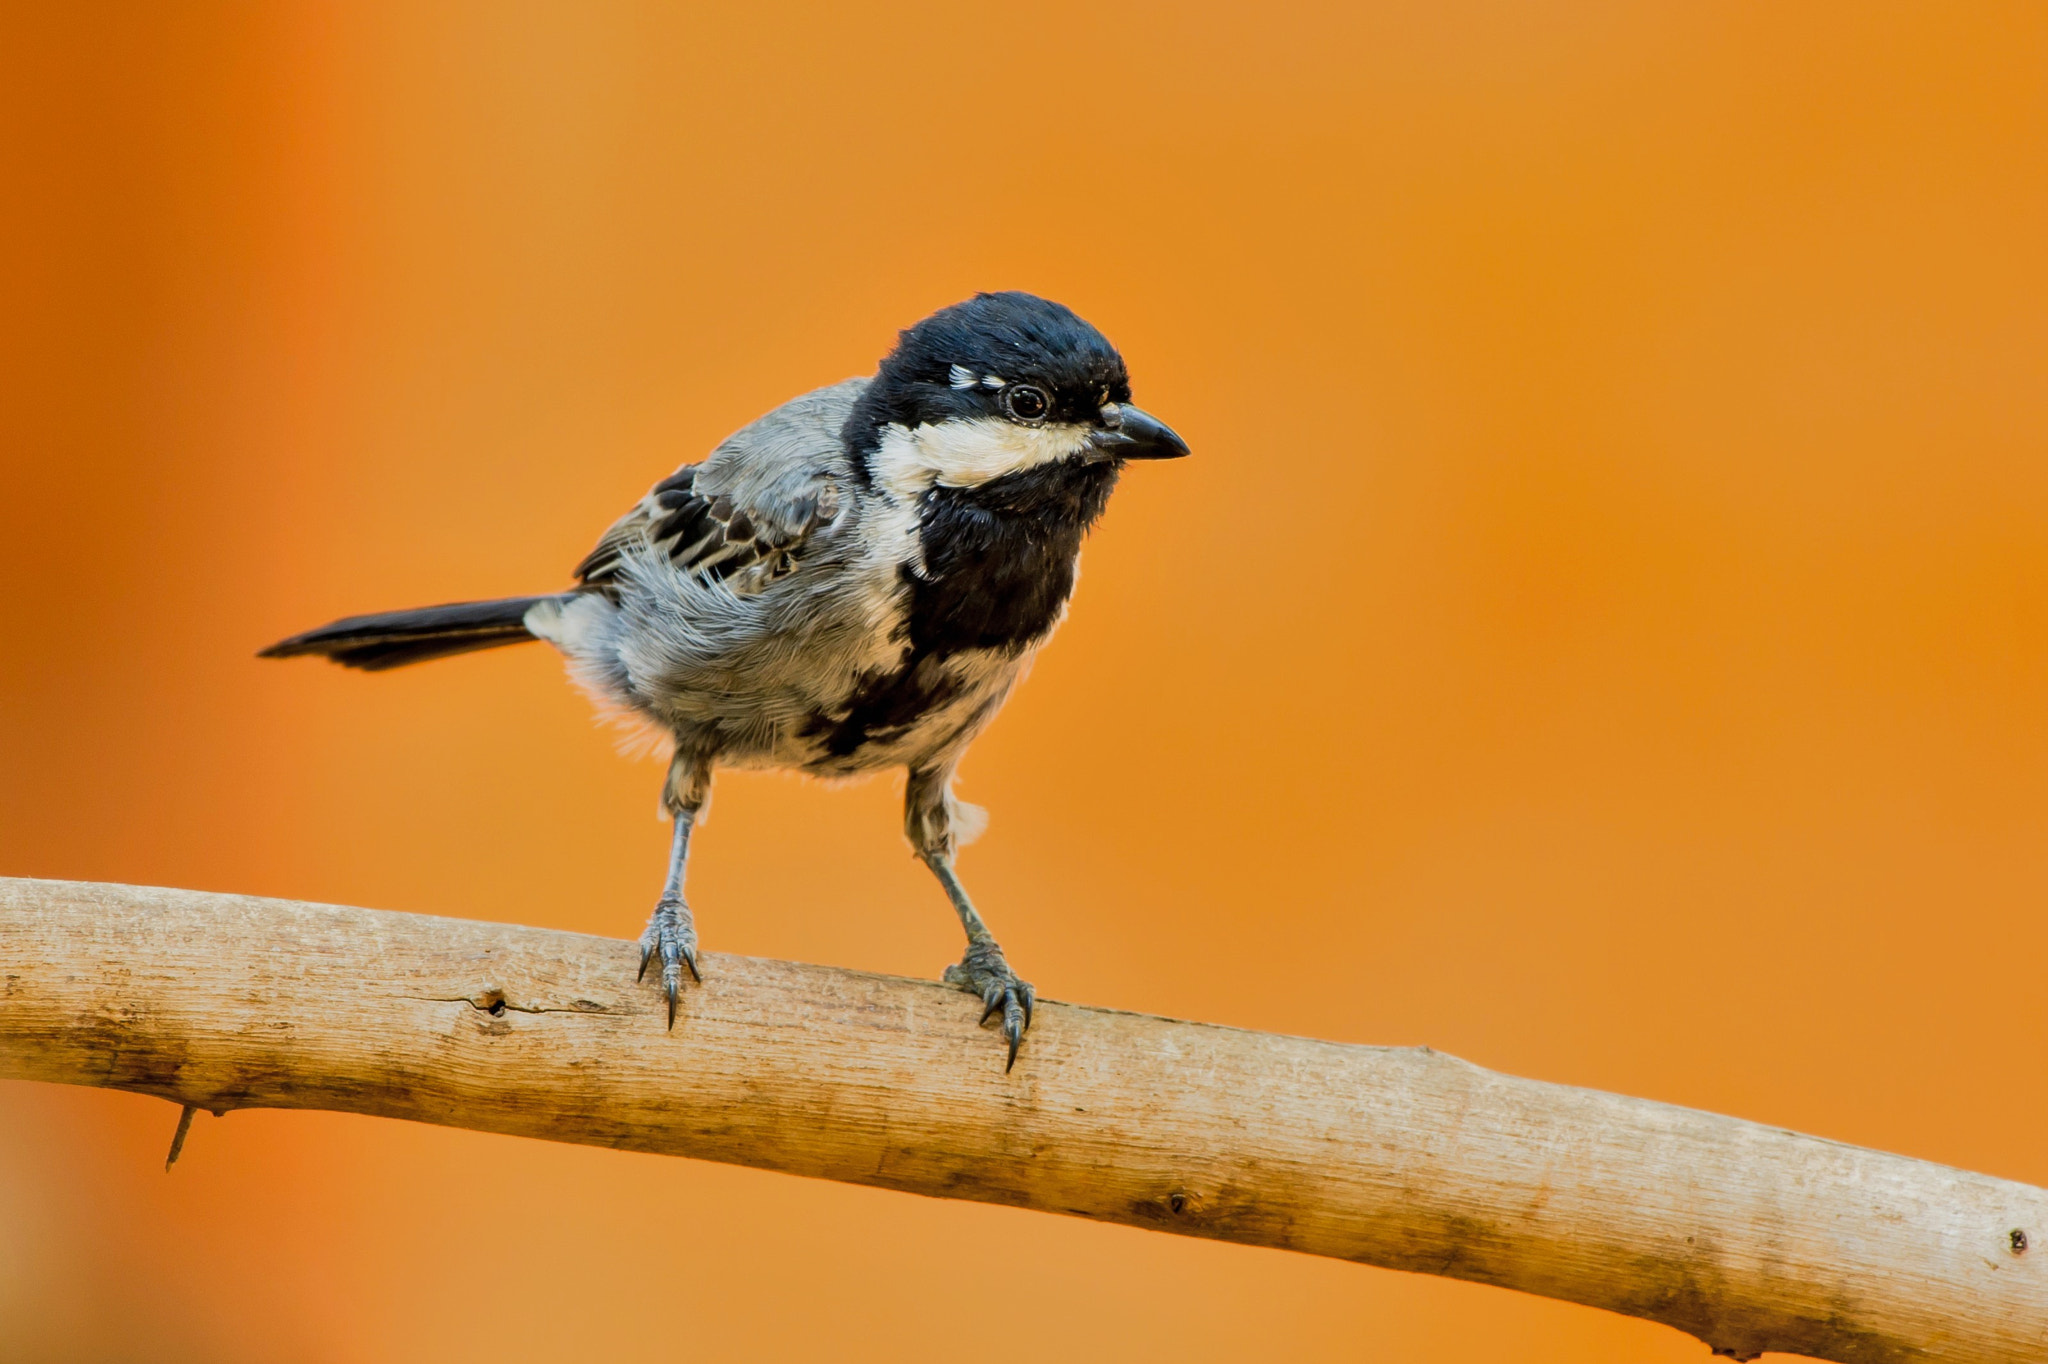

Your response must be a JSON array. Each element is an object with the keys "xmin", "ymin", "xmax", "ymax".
[{"xmin": 1089, "ymin": 403, "xmax": 1191, "ymax": 461}]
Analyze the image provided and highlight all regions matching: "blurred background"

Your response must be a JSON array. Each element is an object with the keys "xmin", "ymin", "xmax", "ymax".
[{"xmin": 3, "ymin": 2, "xmax": 2045, "ymax": 1360}]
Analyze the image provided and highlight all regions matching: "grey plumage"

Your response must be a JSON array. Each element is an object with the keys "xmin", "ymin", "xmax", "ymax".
[
  {"xmin": 533, "ymin": 377, "xmax": 980, "ymax": 776},
  {"xmin": 263, "ymin": 292, "xmax": 1189, "ymax": 1068}
]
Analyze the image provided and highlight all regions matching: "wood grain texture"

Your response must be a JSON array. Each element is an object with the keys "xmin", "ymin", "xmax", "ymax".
[{"xmin": 0, "ymin": 877, "xmax": 2040, "ymax": 1362}]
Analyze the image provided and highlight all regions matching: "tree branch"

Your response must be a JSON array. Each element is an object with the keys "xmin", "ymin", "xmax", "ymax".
[{"xmin": 1, "ymin": 876, "xmax": 2039, "ymax": 1361}]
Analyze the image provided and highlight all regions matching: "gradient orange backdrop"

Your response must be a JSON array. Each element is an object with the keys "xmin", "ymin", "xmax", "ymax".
[{"xmin": 4, "ymin": 3, "xmax": 2046, "ymax": 1360}]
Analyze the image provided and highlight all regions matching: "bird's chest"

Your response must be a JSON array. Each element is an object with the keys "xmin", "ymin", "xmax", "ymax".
[
  {"xmin": 897, "ymin": 460, "xmax": 1113, "ymax": 651},
  {"xmin": 794, "ymin": 475, "xmax": 1106, "ymax": 770},
  {"xmin": 903, "ymin": 504, "xmax": 1085, "ymax": 656}
]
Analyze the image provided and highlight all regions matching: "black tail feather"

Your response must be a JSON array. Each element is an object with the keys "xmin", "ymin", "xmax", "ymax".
[{"xmin": 259, "ymin": 596, "xmax": 551, "ymax": 672}]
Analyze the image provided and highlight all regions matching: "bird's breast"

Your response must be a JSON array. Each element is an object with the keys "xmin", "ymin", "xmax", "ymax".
[{"xmin": 903, "ymin": 456, "xmax": 1118, "ymax": 656}]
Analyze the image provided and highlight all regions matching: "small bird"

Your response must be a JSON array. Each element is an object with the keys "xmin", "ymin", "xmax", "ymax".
[{"xmin": 262, "ymin": 291, "xmax": 1188, "ymax": 1068}]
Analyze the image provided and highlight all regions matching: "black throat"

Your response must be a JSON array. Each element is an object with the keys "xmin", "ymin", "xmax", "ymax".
[
  {"xmin": 907, "ymin": 456, "xmax": 1121, "ymax": 657},
  {"xmin": 803, "ymin": 456, "xmax": 1120, "ymax": 761}
]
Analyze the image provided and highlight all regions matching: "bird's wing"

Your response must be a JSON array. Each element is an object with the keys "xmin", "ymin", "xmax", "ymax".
[{"xmin": 574, "ymin": 378, "xmax": 866, "ymax": 597}]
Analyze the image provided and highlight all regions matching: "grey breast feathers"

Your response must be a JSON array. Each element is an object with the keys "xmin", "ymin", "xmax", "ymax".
[{"xmin": 575, "ymin": 377, "xmax": 867, "ymax": 598}]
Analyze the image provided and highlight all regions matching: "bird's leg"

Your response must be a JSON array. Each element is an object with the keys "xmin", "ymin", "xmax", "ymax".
[
  {"xmin": 907, "ymin": 764, "xmax": 1033, "ymax": 1069},
  {"xmin": 926, "ymin": 854, "xmax": 1036, "ymax": 1068},
  {"xmin": 638, "ymin": 749, "xmax": 710, "ymax": 1027}
]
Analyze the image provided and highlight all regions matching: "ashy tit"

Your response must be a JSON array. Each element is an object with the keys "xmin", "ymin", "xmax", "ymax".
[{"xmin": 263, "ymin": 291, "xmax": 1190, "ymax": 1068}]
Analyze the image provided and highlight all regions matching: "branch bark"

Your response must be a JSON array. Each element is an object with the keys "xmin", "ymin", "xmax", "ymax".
[{"xmin": 1, "ymin": 877, "xmax": 2040, "ymax": 1362}]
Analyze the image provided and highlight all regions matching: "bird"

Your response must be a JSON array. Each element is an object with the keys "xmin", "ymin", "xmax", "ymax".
[{"xmin": 260, "ymin": 291, "xmax": 1189, "ymax": 1069}]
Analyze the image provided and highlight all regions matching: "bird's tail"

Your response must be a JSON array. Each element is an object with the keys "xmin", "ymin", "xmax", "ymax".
[{"xmin": 259, "ymin": 595, "xmax": 556, "ymax": 671}]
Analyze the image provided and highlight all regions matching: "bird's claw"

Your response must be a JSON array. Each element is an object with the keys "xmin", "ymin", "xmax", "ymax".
[
  {"xmin": 943, "ymin": 940, "xmax": 1034, "ymax": 1071},
  {"xmin": 637, "ymin": 896, "xmax": 700, "ymax": 1027}
]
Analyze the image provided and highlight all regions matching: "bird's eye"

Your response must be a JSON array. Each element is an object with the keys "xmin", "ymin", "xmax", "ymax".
[{"xmin": 1004, "ymin": 385, "xmax": 1050, "ymax": 423}]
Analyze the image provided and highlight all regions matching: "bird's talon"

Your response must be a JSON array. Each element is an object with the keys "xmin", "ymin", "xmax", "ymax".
[
  {"xmin": 947, "ymin": 940, "xmax": 1034, "ymax": 1067},
  {"xmin": 639, "ymin": 896, "xmax": 700, "ymax": 1024}
]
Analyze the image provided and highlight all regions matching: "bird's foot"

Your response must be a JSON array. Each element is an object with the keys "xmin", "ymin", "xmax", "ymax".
[
  {"xmin": 943, "ymin": 939, "xmax": 1034, "ymax": 1071},
  {"xmin": 636, "ymin": 896, "xmax": 700, "ymax": 1027}
]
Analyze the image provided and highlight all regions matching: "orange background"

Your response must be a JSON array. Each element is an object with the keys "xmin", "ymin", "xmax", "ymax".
[{"xmin": 3, "ymin": 3, "xmax": 2046, "ymax": 1360}]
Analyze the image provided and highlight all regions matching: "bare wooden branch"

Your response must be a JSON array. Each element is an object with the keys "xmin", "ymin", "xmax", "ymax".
[{"xmin": 1, "ymin": 877, "xmax": 2040, "ymax": 1361}]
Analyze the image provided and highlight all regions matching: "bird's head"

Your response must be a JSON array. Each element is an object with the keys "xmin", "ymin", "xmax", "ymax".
[{"xmin": 846, "ymin": 291, "xmax": 1189, "ymax": 493}]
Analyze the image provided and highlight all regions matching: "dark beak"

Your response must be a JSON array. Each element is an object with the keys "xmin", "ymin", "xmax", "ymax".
[{"xmin": 1090, "ymin": 403, "xmax": 1191, "ymax": 460}]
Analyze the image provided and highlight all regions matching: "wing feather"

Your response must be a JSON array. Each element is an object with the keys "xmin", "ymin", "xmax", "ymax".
[{"xmin": 573, "ymin": 379, "xmax": 862, "ymax": 597}]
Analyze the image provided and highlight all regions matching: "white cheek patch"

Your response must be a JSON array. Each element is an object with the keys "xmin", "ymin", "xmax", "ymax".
[{"xmin": 873, "ymin": 418, "xmax": 1093, "ymax": 495}]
